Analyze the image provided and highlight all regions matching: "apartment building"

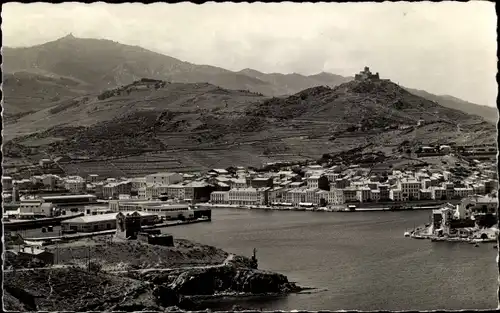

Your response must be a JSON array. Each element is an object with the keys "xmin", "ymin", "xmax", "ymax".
[
  {"xmin": 102, "ymin": 181, "xmax": 132, "ymax": 199},
  {"xmin": 419, "ymin": 189, "xmax": 432, "ymax": 200},
  {"xmin": 286, "ymin": 188, "xmax": 307, "ymax": 206},
  {"xmin": 390, "ymin": 189, "xmax": 402, "ymax": 202},
  {"xmin": 64, "ymin": 176, "xmax": 86, "ymax": 194},
  {"xmin": 145, "ymin": 172, "xmax": 183, "ymax": 186},
  {"xmin": 370, "ymin": 190, "xmax": 381, "ymax": 202},
  {"xmin": 166, "ymin": 184, "xmax": 185, "ymax": 200},
  {"xmin": 356, "ymin": 187, "xmax": 371, "ymax": 202},
  {"xmin": 210, "ymin": 191, "xmax": 229, "ymax": 204},
  {"xmin": 399, "ymin": 179, "xmax": 420, "ymax": 201},
  {"xmin": 343, "ymin": 188, "xmax": 358, "ymax": 203},
  {"xmin": 430, "ymin": 187, "xmax": 446, "ymax": 200},
  {"xmin": 454, "ymin": 187, "xmax": 474, "ymax": 199},
  {"xmin": 228, "ymin": 188, "xmax": 259, "ymax": 205},
  {"xmin": 268, "ymin": 187, "xmax": 287, "ymax": 204}
]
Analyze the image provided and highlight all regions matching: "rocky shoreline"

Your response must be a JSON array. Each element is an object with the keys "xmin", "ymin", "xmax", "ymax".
[{"xmin": 4, "ymin": 236, "xmax": 304, "ymax": 311}]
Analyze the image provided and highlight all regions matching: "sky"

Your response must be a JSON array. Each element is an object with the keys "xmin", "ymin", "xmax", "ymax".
[{"xmin": 2, "ymin": 1, "xmax": 497, "ymax": 107}]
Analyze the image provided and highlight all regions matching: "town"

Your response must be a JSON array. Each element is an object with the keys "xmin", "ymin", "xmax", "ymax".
[{"xmin": 3, "ymin": 146, "xmax": 497, "ymax": 237}]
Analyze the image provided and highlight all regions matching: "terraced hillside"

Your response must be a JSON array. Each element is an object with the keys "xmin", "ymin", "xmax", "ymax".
[{"xmin": 3, "ymin": 78, "xmax": 496, "ymax": 177}]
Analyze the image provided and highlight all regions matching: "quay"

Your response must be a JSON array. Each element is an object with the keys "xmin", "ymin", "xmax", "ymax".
[
  {"xmin": 23, "ymin": 217, "xmax": 210, "ymax": 242},
  {"xmin": 196, "ymin": 201, "xmax": 453, "ymax": 212}
]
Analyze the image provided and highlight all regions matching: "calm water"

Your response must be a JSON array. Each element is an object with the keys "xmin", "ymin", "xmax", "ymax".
[{"xmin": 164, "ymin": 209, "xmax": 499, "ymax": 311}]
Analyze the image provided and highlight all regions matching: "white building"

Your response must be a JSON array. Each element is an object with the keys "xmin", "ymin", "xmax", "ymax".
[
  {"xmin": 399, "ymin": 179, "xmax": 420, "ymax": 201},
  {"xmin": 103, "ymin": 181, "xmax": 132, "ymax": 199},
  {"xmin": 356, "ymin": 187, "xmax": 371, "ymax": 202},
  {"xmin": 17, "ymin": 199, "xmax": 54, "ymax": 218},
  {"xmin": 210, "ymin": 191, "xmax": 229, "ymax": 204},
  {"xmin": 145, "ymin": 172, "xmax": 183, "ymax": 186},
  {"xmin": 228, "ymin": 188, "xmax": 259, "ymax": 205},
  {"xmin": 390, "ymin": 189, "xmax": 402, "ymax": 202},
  {"xmin": 454, "ymin": 187, "xmax": 474, "ymax": 199},
  {"xmin": 64, "ymin": 176, "xmax": 86, "ymax": 194}
]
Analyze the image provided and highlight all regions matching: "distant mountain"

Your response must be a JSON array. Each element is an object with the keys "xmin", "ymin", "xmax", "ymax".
[
  {"xmin": 3, "ymin": 34, "xmax": 496, "ymax": 124},
  {"xmin": 403, "ymin": 88, "xmax": 498, "ymax": 124}
]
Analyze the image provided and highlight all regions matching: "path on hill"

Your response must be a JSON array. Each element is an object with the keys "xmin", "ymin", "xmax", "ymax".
[
  {"xmin": 108, "ymin": 253, "xmax": 235, "ymax": 274},
  {"xmin": 5, "ymin": 254, "xmax": 236, "ymax": 274}
]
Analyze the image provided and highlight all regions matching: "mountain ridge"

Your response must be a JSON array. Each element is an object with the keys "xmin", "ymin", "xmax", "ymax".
[
  {"xmin": 4, "ymin": 75, "xmax": 495, "ymax": 177},
  {"xmin": 2, "ymin": 34, "xmax": 495, "ymax": 123}
]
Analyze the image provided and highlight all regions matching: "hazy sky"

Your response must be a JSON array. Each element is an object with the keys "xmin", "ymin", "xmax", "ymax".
[{"xmin": 2, "ymin": 2, "xmax": 497, "ymax": 107}]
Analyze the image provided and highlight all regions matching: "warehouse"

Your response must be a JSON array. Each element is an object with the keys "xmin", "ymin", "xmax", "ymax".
[{"xmin": 61, "ymin": 211, "xmax": 158, "ymax": 233}]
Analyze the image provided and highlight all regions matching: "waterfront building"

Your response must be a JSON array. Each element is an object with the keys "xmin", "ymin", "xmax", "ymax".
[
  {"xmin": 268, "ymin": 187, "xmax": 287, "ymax": 204},
  {"xmin": 356, "ymin": 187, "xmax": 371, "ymax": 202},
  {"xmin": 343, "ymin": 188, "xmax": 358, "ymax": 203},
  {"xmin": 389, "ymin": 189, "xmax": 402, "ymax": 202},
  {"xmin": 370, "ymin": 190, "xmax": 381, "ymax": 202},
  {"xmin": 229, "ymin": 187, "xmax": 259, "ymax": 205},
  {"xmin": 399, "ymin": 179, "xmax": 420, "ymax": 201},
  {"xmin": 183, "ymin": 181, "xmax": 211, "ymax": 202},
  {"xmin": 210, "ymin": 191, "xmax": 229, "ymax": 204},
  {"xmin": 378, "ymin": 184, "xmax": 390, "ymax": 201},
  {"xmin": 61, "ymin": 211, "xmax": 157, "ymax": 233},
  {"xmin": 145, "ymin": 172, "xmax": 183, "ymax": 186}
]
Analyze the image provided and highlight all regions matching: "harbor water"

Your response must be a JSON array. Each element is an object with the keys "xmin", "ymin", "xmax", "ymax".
[{"xmin": 164, "ymin": 208, "xmax": 498, "ymax": 311}]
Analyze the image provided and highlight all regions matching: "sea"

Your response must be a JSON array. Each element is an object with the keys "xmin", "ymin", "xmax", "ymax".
[{"xmin": 164, "ymin": 208, "xmax": 499, "ymax": 311}]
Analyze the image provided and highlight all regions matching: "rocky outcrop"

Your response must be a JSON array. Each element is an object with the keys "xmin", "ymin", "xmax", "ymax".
[{"xmin": 152, "ymin": 265, "xmax": 301, "ymax": 298}]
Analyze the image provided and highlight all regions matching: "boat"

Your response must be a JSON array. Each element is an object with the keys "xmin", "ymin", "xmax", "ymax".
[{"xmin": 404, "ymin": 230, "xmax": 411, "ymax": 237}]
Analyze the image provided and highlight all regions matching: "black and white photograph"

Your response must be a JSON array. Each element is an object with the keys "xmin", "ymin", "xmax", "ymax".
[{"xmin": 1, "ymin": 1, "xmax": 498, "ymax": 312}]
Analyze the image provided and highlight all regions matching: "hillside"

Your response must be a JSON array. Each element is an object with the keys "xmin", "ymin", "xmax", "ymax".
[
  {"xmin": 3, "ymin": 35, "xmax": 495, "ymax": 123},
  {"xmin": 3, "ymin": 77, "xmax": 495, "ymax": 178},
  {"xmin": 2, "ymin": 71, "xmax": 93, "ymax": 119},
  {"xmin": 404, "ymin": 88, "xmax": 498, "ymax": 124}
]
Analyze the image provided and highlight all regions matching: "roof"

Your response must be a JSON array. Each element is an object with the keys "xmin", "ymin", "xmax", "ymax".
[
  {"xmin": 19, "ymin": 247, "xmax": 50, "ymax": 255},
  {"xmin": 63, "ymin": 211, "xmax": 156, "ymax": 224},
  {"xmin": 42, "ymin": 194, "xmax": 96, "ymax": 200},
  {"xmin": 148, "ymin": 172, "xmax": 179, "ymax": 177},
  {"xmin": 210, "ymin": 169, "xmax": 229, "ymax": 174}
]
